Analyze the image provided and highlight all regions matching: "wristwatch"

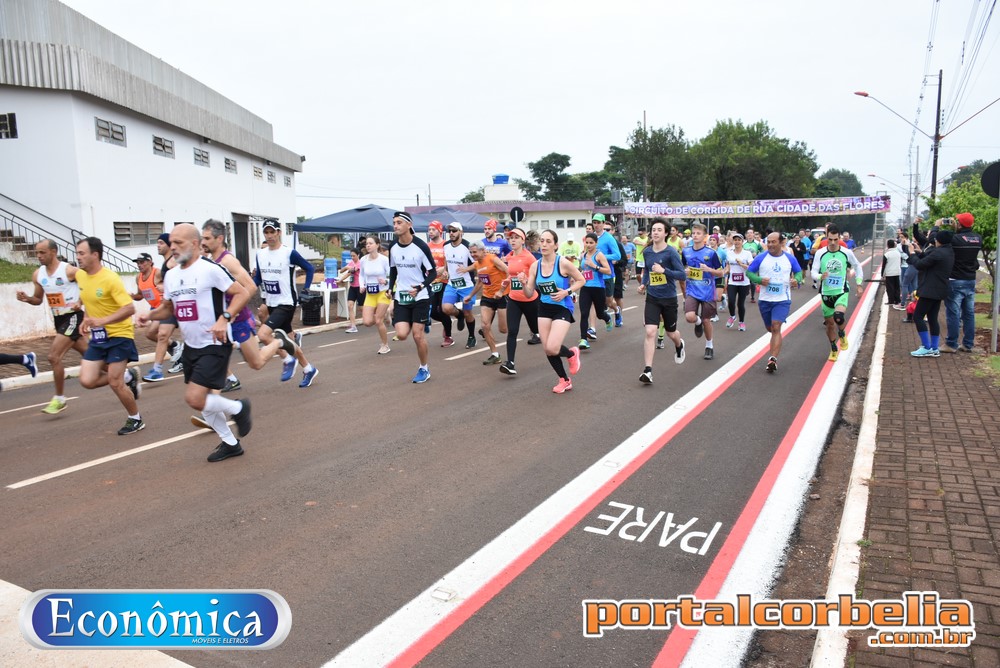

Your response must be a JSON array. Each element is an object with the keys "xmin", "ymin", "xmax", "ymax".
[{"xmin": 222, "ymin": 311, "xmax": 232, "ymax": 321}]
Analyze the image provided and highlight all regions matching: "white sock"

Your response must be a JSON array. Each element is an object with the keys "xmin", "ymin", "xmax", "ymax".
[
  {"xmin": 124, "ymin": 369, "xmax": 133, "ymax": 383},
  {"xmin": 227, "ymin": 373, "xmax": 238, "ymax": 382},
  {"xmin": 204, "ymin": 409, "xmax": 237, "ymax": 445},
  {"xmin": 706, "ymin": 339, "xmax": 714, "ymax": 349},
  {"xmin": 303, "ymin": 364, "xmax": 315, "ymax": 374},
  {"xmin": 128, "ymin": 413, "xmax": 141, "ymax": 420},
  {"xmin": 204, "ymin": 393, "xmax": 241, "ymax": 417}
]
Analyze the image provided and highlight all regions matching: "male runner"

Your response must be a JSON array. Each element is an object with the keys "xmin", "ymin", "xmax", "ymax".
[
  {"xmin": 637, "ymin": 219, "xmax": 687, "ymax": 383},
  {"xmin": 388, "ymin": 212, "xmax": 437, "ymax": 383},
  {"xmin": 440, "ymin": 222, "xmax": 478, "ymax": 348},
  {"xmin": 681, "ymin": 223, "xmax": 725, "ymax": 360},
  {"xmin": 155, "ymin": 232, "xmax": 185, "ymax": 374},
  {"xmin": 425, "ymin": 221, "xmax": 455, "ymax": 346},
  {"xmin": 128, "ymin": 252, "xmax": 171, "ymax": 382},
  {"xmin": 465, "ymin": 241, "xmax": 510, "ymax": 365},
  {"xmin": 747, "ymin": 232, "xmax": 803, "ymax": 373},
  {"xmin": 810, "ymin": 224, "xmax": 864, "ymax": 362},
  {"xmin": 74, "ymin": 237, "xmax": 144, "ymax": 434},
  {"xmin": 15, "ymin": 239, "xmax": 87, "ymax": 414},
  {"xmin": 480, "ymin": 219, "xmax": 511, "ymax": 339}
]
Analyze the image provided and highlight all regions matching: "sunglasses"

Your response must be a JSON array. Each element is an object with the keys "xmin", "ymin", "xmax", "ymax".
[{"xmin": 447, "ymin": 229, "xmax": 459, "ymax": 233}]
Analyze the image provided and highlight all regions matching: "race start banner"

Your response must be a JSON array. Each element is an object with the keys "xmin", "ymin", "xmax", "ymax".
[{"xmin": 624, "ymin": 195, "xmax": 891, "ymax": 219}]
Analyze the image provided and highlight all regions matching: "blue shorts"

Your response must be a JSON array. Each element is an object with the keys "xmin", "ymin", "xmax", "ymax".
[
  {"xmin": 443, "ymin": 284, "xmax": 475, "ymax": 310},
  {"xmin": 759, "ymin": 300, "xmax": 791, "ymax": 329},
  {"xmin": 230, "ymin": 319, "xmax": 256, "ymax": 345},
  {"xmin": 83, "ymin": 337, "xmax": 139, "ymax": 364}
]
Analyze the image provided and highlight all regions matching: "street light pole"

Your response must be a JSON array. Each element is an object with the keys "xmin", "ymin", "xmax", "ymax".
[{"xmin": 931, "ymin": 70, "xmax": 942, "ymax": 199}]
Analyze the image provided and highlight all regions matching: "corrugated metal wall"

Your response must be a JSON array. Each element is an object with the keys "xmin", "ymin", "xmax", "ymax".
[{"xmin": 0, "ymin": 0, "xmax": 302, "ymax": 172}]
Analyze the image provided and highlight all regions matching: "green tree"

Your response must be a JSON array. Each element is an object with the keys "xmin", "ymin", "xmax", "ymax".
[
  {"xmin": 926, "ymin": 179, "xmax": 998, "ymax": 275},
  {"xmin": 615, "ymin": 124, "xmax": 695, "ymax": 201},
  {"xmin": 818, "ymin": 168, "xmax": 864, "ymax": 196},
  {"xmin": 946, "ymin": 159, "xmax": 996, "ymax": 189},
  {"xmin": 459, "ymin": 187, "xmax": 485, "ymax": 203},
  {"xmin": 518, "ymin": 152, "xmax": 595, "ymax": 201}
]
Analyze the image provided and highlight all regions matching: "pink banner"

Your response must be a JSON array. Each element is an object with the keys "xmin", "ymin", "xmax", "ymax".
[{"xmin": 624, "ymin": 196, "xmax": 891, "ymax": 219}]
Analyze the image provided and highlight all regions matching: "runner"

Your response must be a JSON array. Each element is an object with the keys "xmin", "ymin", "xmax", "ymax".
[
  {"xmin": 155, "ymin": 232, "xmax": 185, "ymax": 374},
  {"xmin": 440, "ymin": 222, "xmax": 478, "ymax": 349},
  {"xmin": 594, "ymin": 215, "xmax": 622, "ymax": 331},
  {"xmin": 254, "ymin": 220, "xmax": 319, "ymax": 387},
  {"xmin": 576, "ymin": 232, "xmax": 613, "ymax": 350},
  {"xmin": 359, "ymin": 234, "xmax": 393, "ymax": 354},
  {"xmin": 708, "ymin": 235, "xmax": 725, "ymax": 321},
  {"xmin": 425, "ymin": 221, "xmax": 454, "ymax": 347},
  {"xmin": 633, "ymin": 227, "xmax": 649, "ymax": 283},
  {"xmin": 747, "ymin": 232, "xmax": 804, "ymax": 373},
  {"xmin": 810, "ymin": 224, "xmax": 864, "ymax": 362},
  {"xmin": 15, "ymin": 239, "xmax": 87, "ymax": 414},
  {"xmin": 681, "ymin": 223, "xmax": 725, "ymax": 361},
  {"xmin": 128, "ymin": 252, "xmax": 172, "ymax": 383},
  {"xmin": 139, "ymin": 223, "xmax": 255, "ymax": 462},
  {"xmin": 74, "ymin": 237, "xmax": 144, "ymax": 434},
  {"xmin": 336, "ymin": 248, "xmax": 362, "ymax": 333},
  {"xmin": 387, "ymin": 212, "xmax": 437, "ymax": 383},
  {"xmin": 558, "ymin": 232, "xmax": 582, "ymax": 265},
  {"xmin": 499, "ymin": 227, "xmax": 540, "ymax": 376},
  {"xmin": 637, "ymin": 219, "xmax": 687, "ymax": 384},
  {"xmin": 517, "ymin": 230, "xmax": 585, "ymax": 393},
  {"xmin": 480, "ymin": 218, "xmax": 511, "ymax": 341},
  {"xmin": 622, "ymin": 234, "xmax": 636, "ymax": 285},
  {"xmin": 0, "ymin": 351, "xmax": 37, "ymax": 377},
  {"xmin": 724, "ymin": 233, "xmax": 753, "ymax": 332},
  {"xmin": 604, "ymin": 221, "xmax": 628, "ymax": 327},
  {"xmin": 464, "ymin": 241, "xmax": 510, "ymax": 365}
]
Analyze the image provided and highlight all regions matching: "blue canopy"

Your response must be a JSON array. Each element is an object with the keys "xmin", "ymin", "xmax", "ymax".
[
  {"xmin": 410, "ymin": 207, "xmax": 492, "ymax": 233},
  {"xmin": 294, "ymin": 204, "xmax": 397, "ymax": 234}
]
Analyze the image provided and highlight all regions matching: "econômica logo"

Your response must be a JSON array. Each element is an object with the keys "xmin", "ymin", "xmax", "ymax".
[{"xmin": 19, "ymin": 590, "xmax": 291, "ymax": 650}]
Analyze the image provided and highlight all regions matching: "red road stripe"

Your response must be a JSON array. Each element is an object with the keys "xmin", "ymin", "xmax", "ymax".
[
  {"xmin": 651, "ymin": 280, "xmax": 877, "ymax": 667},
  {"xmin": 389, "ymin": 293, "xmax": 830, "ymax": 667}
]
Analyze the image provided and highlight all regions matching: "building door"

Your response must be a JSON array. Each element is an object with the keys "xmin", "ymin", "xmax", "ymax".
[{"xmin": 231, "ymin": 214, "xmax": 251, "ymax": 271}]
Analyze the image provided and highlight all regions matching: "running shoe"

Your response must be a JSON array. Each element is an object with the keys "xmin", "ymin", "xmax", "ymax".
[
  {"xmin": 675, "ymin": 339, "xmax": 686, "ymax": 364},
  {"xmin": 527, "ymin": 333, "xmax": 542, "ymax": 345},
  {"xmin": 191, "ymin": 415, "xmax": 211, "ymax": 430},
  {"xmin": 392, "ymin": 334, "xmax": 401, "ymax": 341},
  {"xmin": 345, "ymin": 326, "xmax": 359, "ymax": 333},
  {"xmin": 605, "ymin": 318, "xmax": 613, "ymax": 332},
  {"xmin": 168, "ymin": 360, "xmax": 184, "ymax": 374},
  {"xmin": 579, "ymin": 338, "xmax": 591, "ymax": 350},
  {"xmin": 483, "ymin": 353, "xmax": 501, "ymax": 365},
  {"xmin": 465, "ymin": 336, "xmax": 476, "ymax": 349},
  {"xmin": 766, "ymin": 356, "xmax": 778, "ymax": 373},
  {"xmin": 41, "ymin": 397, "xmax": 67, "ymax": 415},
  {"xmin": 169, "ymin": 341, "xmax": 184, "ymax": 364},
  {"xmin": 280, "ymin": 357, "xmax": 298, "ymax": 382},
  {"xmin": 568, "ymin": 347, "xmax": 581, "ymax": 375},
  {"xmin": 694, "ymin": 319, "xmax": 704, "ymax": 339},
  {"xmin": 703, "ymin": 347, "xmax": 714, "ymax": 361},
  {"xmin": 656, "ymin": 337, "xmax": 665, "ymax": 350},
  {"xmin": 299, "ymin": 367, "xmax": 319, "ymax": 387},
  {"xmin": 726, "ymin": 316, "xmax": 737, "ymax": 329},
  {"xmin": 891, "ymin": 304, "xmax": 906, "ymax": 311},
  {"xmin": 424, "ymin": 322, "xmax": 431, "ymax": 334},
  {"xmin": 377, "ymin": 345, "xmax": 391, "ymax": 355},
  {"xmin": 126, "ymin": 366, "xmax": 142, "ymax": 400},
  {"xmin": 412, "ymin": 367, "xmax": 431, "ymax": 384},
  {"xmin": 499, "ymin": 361, "xmax": 517, "ymax": 375},
  {"xmin": 273, "ymin": 329, "xmax": 298, "ymax": 355},
  {"xmin": 23, "ymin": 352, "xmax": 37, "ymax": 378},
  {"xmin": 233, "ymin": 398, "xmax": 252, "ymax": 437},
  {"xmin": 142, "ymin": 369, "xmax": 165, "ymax": 383},
  {"xmin": 585, "ymin": 328, "xmax": 598, "ymax": 341},
  {"xmin": 207, "ymin": 441, "xmax": 244, "ymax": 462},
  {"xmin": 615, "ymin": 309, "xmax": 623, "ymax": 328},
  {"xmin": 552, "ymin": 378, "xmax": 573, "ymax": 394},
  {"xmin": 738, "ymin": 323, "xmax": 746, "ymax": 332},
  {"xmin": 457, "ymin": 316, "xmax": 465, "ymax": 332},
  {"xmin": 828, "ymin": 349, "xmax": 840, "ymax": 362},
  {"xmin": 749, "ymin": 297, "xmax": 756, "ymax": 303},
  {"xmin": 478, "ymin": 328, "xmax": 485, "ymax": 339},
  {"xmin": 928, "ymin": 348, "xmax": 941, "ymax": 357},
  {"xmin": 294, "ymin": 331, "xmax": 303, "ymax": 347},
  {"xmin": 221, "ymin": 378, "xmax": 241, "ymax": 393},
  {"xmin": 910, "ymin": 346, "xmax": 935, "ymax": 358},
  {"xmin": 441, "ymin": 336, "xmax": 455, "ymax": 347},
  {"xmin": 710, "ymin": 315, "xmax": 719, "ymax": 322},
  {"xmin": 639, "ymin": 369, "xmax": 653, "ymax": 384},
  {"xmin": 117, "ymin": 417, "xmax": 145, "ymax": 436},
  {"xmin": 839, "ymin": 335, "xmax": 849, "ymax": 350}
]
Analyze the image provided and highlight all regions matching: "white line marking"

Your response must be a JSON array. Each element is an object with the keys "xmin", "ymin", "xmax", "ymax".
[
  {"xmin": 318, "ymin": 340, "xmax": 357, "ymax": 349},
  {"xmin": 444, "ymin": 341, "xmax": 516, "ymax": 361},
  {"xmin": 7, "ymin": 429, "xmax": 217, "ymax": 490},
  {"xmin": 623, "ymin": 305, "xmax": 639, "ymax": 312},
  {"xmin": 0, "ymin": 397, "xmax": 79, "ymax": 416}
]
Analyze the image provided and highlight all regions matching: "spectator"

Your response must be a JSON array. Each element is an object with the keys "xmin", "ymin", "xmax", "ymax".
[
  {"xmin": 907, "ymin": 230, "xmax": 955, "ymax": 357},
  {"xmin": 880, "ymin": 239, "xmax": 903, "ymax": 308},
  {"xmin": 941, "ymin": 212, "xmax": 983, "ymax": 353}
]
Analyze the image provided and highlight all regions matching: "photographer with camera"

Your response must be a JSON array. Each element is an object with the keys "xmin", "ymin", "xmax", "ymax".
[{"xmin": 940, "ymin": 212, "xmax": 983, "ymax": 353}]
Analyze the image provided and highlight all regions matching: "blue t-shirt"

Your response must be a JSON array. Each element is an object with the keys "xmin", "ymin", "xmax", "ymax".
[
  {"xmin": 623, "ymin": 242, "xmax": 636, "ymax": 263},
  {"xmin": 596, "ymin": 231, "xmax": 620, "ymax": 278},
  {"xmin": 641, "ymin": 245, "xmax": 686, "ymax": 299},
  {"xmin": 681, "ymin": 244, "xmax": 722, "ymax": 302},
  {"xmin": 482, "ymin": 236, "xmax": 512, "ymax": 258},
  {"xmin": 579, "ymin": 251, "xmax": 607, "ymax": 289}
]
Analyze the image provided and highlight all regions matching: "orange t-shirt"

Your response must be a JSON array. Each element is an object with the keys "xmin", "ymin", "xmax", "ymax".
[
  {"xmin": 136, "ymin": 268, "xmax": 162, "ymax": 308},
  {"xmin": 474, "ymin": 256, "xmax": 507, "ymax": 299},
  {"xmin": 504, "ymin": 250, "xmax": 537, "ymax": 302}
]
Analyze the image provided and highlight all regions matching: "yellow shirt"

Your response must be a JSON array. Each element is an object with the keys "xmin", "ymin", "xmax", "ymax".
[{"xmin": 76, "ymin": 267, "xmax": 135, "ymax": 340}]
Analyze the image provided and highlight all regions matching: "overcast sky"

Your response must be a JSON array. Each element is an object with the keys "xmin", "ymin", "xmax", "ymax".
[{"xmin": 60, "ymin": 0, "xmax": 1000, "ymax": 222}]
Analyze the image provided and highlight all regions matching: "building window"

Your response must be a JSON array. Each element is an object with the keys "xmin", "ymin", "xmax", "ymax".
[
  {"xmin": 95, "ymin": 117, "xmax": 126, "ymax": 146},
  {"xmin": 555, "ymin": 219, "xmax": 565, "ymax": 229},
  {"xmin": 194, "ymin": 148, "xmax": 210, "ymax": 167},
  {"xmin": 529, "ymin": 220, "xmax": 539, "ymax": 231},
  {"xmin": 114, "ymin": 222, "xmax": 164, "ymax": 247},
  {"xmin": 153, "ymin": 136, "xmax": 174, "ymax": 158},
  {"xmin": 0, "ymin": 113, "xmax": 17, "ymax": 139},
  {"xmin": 284, "ymin": 175, "xmax": 292, "ymax": 187},
  {"xmin": 267, "ymin": 171, "xmax": 276, "ymax": 184},
  {"xmin": 253, "ymin": 166, "xmax": 263, "ymax": 180},
  {"xmin": 225, "ymin": 157, "xmax": 238, "ymax": 174}
]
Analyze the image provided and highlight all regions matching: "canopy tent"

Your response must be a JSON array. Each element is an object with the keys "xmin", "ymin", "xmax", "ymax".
[
  {"xmin": 294, "ymin": 204, "xmax": 397, "ymax": 234},
  {"xmin": 410, "ymin": 207, "xmax": 492, "ymax": 233}
]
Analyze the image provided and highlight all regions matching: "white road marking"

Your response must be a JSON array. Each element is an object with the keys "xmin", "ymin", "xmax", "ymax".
[
  {"xmin": 318, "ymin": 340, "xmax": 357, "ymax": 349},
  {"xmin": 0, "ymin": 397, "xmax": 79, "ymax": 416},
  {"xmin": 444, "ymin": 341, "xmax": 516, "ymax": 361}
]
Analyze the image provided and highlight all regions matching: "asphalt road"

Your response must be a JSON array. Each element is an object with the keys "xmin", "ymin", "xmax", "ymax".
[{"xmin": 0, "ymin": 281, "xmax": 869, "ymax": 667}]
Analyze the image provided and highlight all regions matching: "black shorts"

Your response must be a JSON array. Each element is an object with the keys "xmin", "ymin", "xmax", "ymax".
[
  {"xmin": 264, "ymin": 304, "xmax": 296, "ymax": 332},
  {"xmin": 53, "ymin": 311, "xmax": 84, "ymax": 340},
  {"xmin": 182, "ymin": 343, "xmax": 233, "ymax": 390},
  {"xmin": 480, "ymin": 295, "xmax": 507, "ymax": 310},
  {"xmin": 392, "ymin": 298, "xmax": 431, "ymax": 325},
  {"xmin": 538, "ymin": 302, "xmax": 574, "ymax": 323},
  {"xmin": 347, "ymin": 285, "xmax": 363, "ymax": 303},
  {"xmin": 613, "ymin": 271, "xmax": 625, "ymax": 299},
  {"xmin": 604, "ymin": 277, "xmax": 614, "ymax": 298},
  {"xmin": 644, "ymin": 296, "xmax": 679, "ymax": 331}
]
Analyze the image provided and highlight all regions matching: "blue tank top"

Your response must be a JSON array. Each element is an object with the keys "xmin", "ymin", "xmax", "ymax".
[
  {"xmin": 536, "ymin": 254, "xmax": 574, "ymax": 309},
  {"xmin": 579, "ymin": 251, "xmax": 606, "ymax": 289}
]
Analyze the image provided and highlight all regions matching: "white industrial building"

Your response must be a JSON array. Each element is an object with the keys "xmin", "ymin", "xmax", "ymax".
[{"xmin": 0, "ymin": 0, "xmax": 303, "ymax": 271}]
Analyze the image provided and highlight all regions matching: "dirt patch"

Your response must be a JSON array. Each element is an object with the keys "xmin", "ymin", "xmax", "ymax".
[{"xmin": 742, "ymin": 305, "xmax": 878, "ymax": 667}]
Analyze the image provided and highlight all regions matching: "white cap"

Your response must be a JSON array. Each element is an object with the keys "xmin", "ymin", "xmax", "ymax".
[
  {"xmin": 567, "ymin": 232, "xmax": 575, "ymax": 240},
  {"xmin": 447, "ymin": 222, "xmax": 463, "ymax": 232}
]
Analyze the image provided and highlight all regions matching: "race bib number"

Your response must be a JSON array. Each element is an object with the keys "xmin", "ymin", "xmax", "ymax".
[
  {"xmin": 824, "ymin": 275, "xmax": 844, "ymax": 290},
  {"xmin": 89, "ymin": 326, "xmax": 107, "ymax": 343},
  {"xmin": 730, "ymin": 272, "xmax": 744, "ymax": 283},
  {"xmin": 431, "ymin": 282, "xmax": 444, "ymax": 293},
  {"xmin": 450, "ymin": 278, "xmax": 466, "ymax": 288},
  {"xmin": 649, "ymin": 273, "xmax": 666, "ymax": 286},
  {"xmin": 141, "ymin": 288, "xmax": 155, "ymax": 301},
  {"xmin": 766, "ymin": 283, "xmax": 783, "ymax": 295},
  {"xmin": 397, "ymin": 291, "xmax": 415, "ymax": 305},
  {"xmin": 262, "ymin": 280, "xmax": 281, "ymax": 295},
  {"xmin": 175, "ymin": 300, "xmax": 199, "ymax": 322},
  {"xmin": 510, "ymin": 277, "xmax": 523, "ymax": 291},
  {"xmin": 582, "ymin": 270, "xmax": 594, "ymax": 281},
  {"xmin": 45, "ymin": 292, "xmax": 67, "ymax": 308},
  {"xmin": 366, "ymin": 284, "xmax": 381, "ymax": 294},
  {"xmin": 537, "ymin": 281, "xmax": 557, "ymax": 295},
  {"xmin": 688, "ymin": 267, "xmax": 704, "ymax": 281},
  {"xmin": 480, "ymin": 274, "xmax": 492, "ymax": 285}
]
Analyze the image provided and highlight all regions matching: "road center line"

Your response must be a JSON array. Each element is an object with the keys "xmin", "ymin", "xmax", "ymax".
[
  {"xmin": 318, "ymin": 339, "xmax": 358, "ymax": 349},
  {"xmin": 444, "ymin": 341, "xmax": 518, "ymax": 361}
]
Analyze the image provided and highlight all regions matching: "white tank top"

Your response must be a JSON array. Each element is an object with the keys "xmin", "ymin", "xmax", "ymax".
[{"xmin": 37, "ymin": 261, "xmax": 80, "ymax": 316}]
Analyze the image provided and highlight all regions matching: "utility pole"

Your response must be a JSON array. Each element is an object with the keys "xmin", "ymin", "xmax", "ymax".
[
  {"xmin": 428, "ymin": 183, "xmax": 432, "ymax": 207},
  {"xmin": 416, "ymin": 194, "xmax": 420, "ymax": 206},
  {"xmin": 931, "ymin": 69, "xmax": 942, "ymax": 199}
]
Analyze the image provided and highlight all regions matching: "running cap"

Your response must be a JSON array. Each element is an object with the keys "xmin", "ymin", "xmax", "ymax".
[
  {"xmin": 133, "ymin": 252, "xmax": 153, "ymax": 262},
  {"xmin": 955, "ymin": 212, "xmax": 975, "ymax": 228},
  {"xmin": 506, "ymin": 228, "xmax": 526, "ymax": 240},
  {"xmin": 592, "ymin": 213, "xmax": 606, "ymax": 223},
  {"xmin": 447, "ymin": 222, "xmax": 463, "ymax": 232},
  {"xmin": 262, "ymin": 220, "xmax": 281, "ymax": 231},
  {"xmin": 567, "ymin": 232, "xmax": 575, "ymax": 240},
  {"xmin": 484, "ymin": 218, "xmax": 498, "ymax": 231},
  {"xmin": 732, "ymin": 233, "xmax": 744, "ymax": 240},
  {"xmin": 428, "ymin": 220, "xmax": 443, "ymax": 232}
]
